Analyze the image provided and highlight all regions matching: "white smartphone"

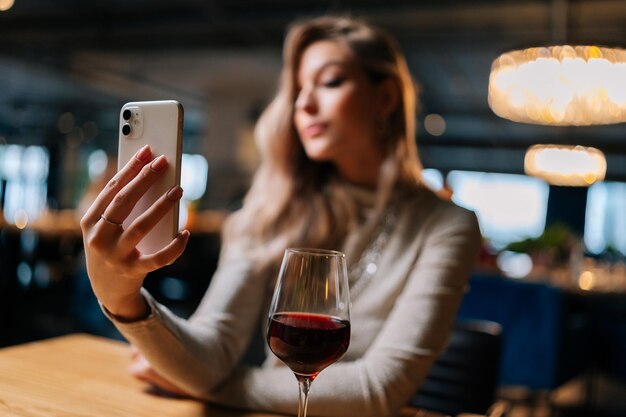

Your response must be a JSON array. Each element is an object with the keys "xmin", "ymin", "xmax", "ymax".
[{"xmin": 118, "ymin": 100, "xmax": 183, "ymax": 254}]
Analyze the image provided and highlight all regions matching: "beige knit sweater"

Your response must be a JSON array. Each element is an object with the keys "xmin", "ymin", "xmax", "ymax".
[{"xmin": 103, "ymin": 186, "xmax": 481, "ymax": 417}]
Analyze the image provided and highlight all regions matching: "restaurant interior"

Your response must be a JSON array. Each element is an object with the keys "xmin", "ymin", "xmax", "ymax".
[{"xmin": 0, "ymin": 1, "xmax": 625, "ymax": 416}]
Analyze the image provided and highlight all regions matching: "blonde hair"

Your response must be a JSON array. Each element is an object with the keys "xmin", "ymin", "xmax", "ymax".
[{"xmin": 223, "ymin": 16, "xmax": 423, "ymax": 271}]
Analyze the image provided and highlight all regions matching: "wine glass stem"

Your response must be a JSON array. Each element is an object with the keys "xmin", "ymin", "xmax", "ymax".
[{"xmin": 297, "ymin": 376, "xmax": 311, "ymax": 417}]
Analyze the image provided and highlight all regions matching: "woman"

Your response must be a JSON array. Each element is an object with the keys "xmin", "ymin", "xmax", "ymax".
[{"xmin": 80, "ymin": 16, "xmax": 481, "ymax": 417}]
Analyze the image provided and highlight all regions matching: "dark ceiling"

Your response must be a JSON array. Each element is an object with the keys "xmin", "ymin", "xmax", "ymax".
[{"xmin": 1, "ymin": 0, "xmax": 625, "ymax": 179}]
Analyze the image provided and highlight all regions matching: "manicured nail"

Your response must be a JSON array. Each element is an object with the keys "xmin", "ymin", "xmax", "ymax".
[
  {"xmin": 151, "ymin": 155, "xmax": 168, "ymax": 171},
  {"xmin": 136, "ymin": 145, "xmax": 151, "ymax": 161},
  {"xmin": 167, "ymin": 185, "xmax": 183, "ymax": 200}
]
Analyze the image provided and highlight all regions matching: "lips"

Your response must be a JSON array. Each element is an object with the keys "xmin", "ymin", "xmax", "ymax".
[{"xmin": 303, "ymin": 122, "xmax": 328, "ymax": 138}]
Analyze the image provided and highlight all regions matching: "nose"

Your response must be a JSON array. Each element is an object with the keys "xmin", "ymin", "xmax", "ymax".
[{"xmin": 295, "ymin": 85, "xmax": 317, "ymax": 114}]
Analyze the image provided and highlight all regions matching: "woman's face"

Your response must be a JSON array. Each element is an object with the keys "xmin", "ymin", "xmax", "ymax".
[{"xmin": 293, "ymin": 40, "xmax": 385, "ymax": 169}]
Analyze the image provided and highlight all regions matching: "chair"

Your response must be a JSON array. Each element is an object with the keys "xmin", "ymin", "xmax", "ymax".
[{"xmin": 409, "ymin": 320, "xmax": 503, "ymax": 416}]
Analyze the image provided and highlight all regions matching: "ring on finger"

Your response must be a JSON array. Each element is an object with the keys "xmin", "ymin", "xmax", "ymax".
[{"xmin": 101, "ymin": 214, "xmax": 124, "ymax": 228}]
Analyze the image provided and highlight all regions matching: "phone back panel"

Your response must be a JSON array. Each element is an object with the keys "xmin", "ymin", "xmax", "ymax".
[{"xmin": 118, "ymin": 100, "xmax": 183, "ymax": 254}]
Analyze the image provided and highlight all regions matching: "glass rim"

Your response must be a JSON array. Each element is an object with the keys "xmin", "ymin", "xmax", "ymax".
[{"xmin": 286, "ymin": 247, "xmax": 345, "ymax": 258}]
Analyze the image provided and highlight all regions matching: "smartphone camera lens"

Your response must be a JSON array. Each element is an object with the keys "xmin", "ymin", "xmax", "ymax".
[
  {"xmin": 122, "ymin": 109, "xmax": 132, "ymax": 121},
  {"xmin": 122, "ymin": 124, "xmax": 131, "ymax": 136}
]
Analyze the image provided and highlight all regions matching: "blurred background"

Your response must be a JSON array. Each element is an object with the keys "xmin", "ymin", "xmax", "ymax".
[{"xmin": 0, "ymin": 1, "xmax": 625, "ymax": 416}]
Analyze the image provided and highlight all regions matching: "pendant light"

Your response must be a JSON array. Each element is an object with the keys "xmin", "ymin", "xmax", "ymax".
[{"xmin": 488, "ymin": 0, "xmax": 626, "ymax": 126}]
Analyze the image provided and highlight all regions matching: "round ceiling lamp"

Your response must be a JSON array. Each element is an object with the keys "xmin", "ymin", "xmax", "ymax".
[
  {"xmin": 489, "ymin": 45, "xmax": 626, "ymax": 126},
  {"xmin": 0, "ymin": 0, "xmax": 14, "ymax": 12},
  {"xmin": 524, "ymin": 144, "xmax": 606, "ymax": 186}
]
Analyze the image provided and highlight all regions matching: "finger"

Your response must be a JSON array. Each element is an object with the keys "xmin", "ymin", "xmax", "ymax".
[
  {"xmin": 135, "ymin": 368, "xmax": 189, "ymax": 396},
  {"xmin": 136, "ymin": 230, "xmax": 190, "ymax": 273},
  {"xmin": 128, "ymin": 356, "xmax": 188, "ymax": 396},
  {"xmin": 117, "ymin": 185, "xmax": 184, "ymax": 252},
  {"xmin": 102, "ymin": 154, "xmax": 169, "ymax": 226},
  {"xmin": 81, "ymin": 145, "xmax": 153, "ymax": 227}
]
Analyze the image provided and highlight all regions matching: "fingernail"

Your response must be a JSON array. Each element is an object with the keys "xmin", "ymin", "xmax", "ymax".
[
  {"xmin": 167, "ymin": 185, "xmax": 183, "ymax": 200},
  {"xmin": 136, "ymin": 145, "xmax": 151, "ymax": 161},
  {"xmin": 151, "ymin": 155, "xmax": 168, "ymax": 171},
  {"xmin": 179, "ymin": 230, "xmax": 190, "ymax": 240}
]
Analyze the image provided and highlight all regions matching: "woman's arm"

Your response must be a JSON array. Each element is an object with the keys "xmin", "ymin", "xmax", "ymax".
[
  {"xmin": 103, "ymin": 245, "xmax": 272, "ymax": 397},
  {"xmin": 206, "ymin": 207, "xmax": 481, "ymax": 417}
]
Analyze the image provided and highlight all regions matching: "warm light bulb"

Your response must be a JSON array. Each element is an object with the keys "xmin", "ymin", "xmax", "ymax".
[
  {"xmin": 578, "ymin": 270, "xmax": 595, "ymax": 291},
  {"xmin": 14, "ymin": 209, "xmax": 28, "ymax": 229},
  {"xmin": 0, "ymin": 0, "xmax": 15, "ymax": 12},
  {"xmin": 424, "ymin": 114, "xmax": 446, "ymax": 136}
]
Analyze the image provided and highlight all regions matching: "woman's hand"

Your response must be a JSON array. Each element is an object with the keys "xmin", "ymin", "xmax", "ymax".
[
  {"xmin": 80, "ymin": 145, "xmax": 190, "ymax": 320},
  {"xmin": 129, "ymin": 346, "xmax": 190, "ymax": 397}
]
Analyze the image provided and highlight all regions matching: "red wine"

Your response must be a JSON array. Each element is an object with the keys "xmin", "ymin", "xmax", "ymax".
[{"xmin": 268, "ymin": 312, "xmax": 350, "ymax": 378}]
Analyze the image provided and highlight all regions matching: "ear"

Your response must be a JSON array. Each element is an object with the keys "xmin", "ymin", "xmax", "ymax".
[{"xmin": 376, "ymin": 78, "xmax": 400, "ymax": 118}]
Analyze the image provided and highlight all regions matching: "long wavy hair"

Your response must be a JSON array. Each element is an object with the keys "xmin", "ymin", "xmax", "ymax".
[{"xmin": 223, "ymin": 16, "xmax": 423, "ymax": 271}]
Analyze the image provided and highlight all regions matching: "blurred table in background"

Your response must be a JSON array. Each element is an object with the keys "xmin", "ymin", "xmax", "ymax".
[{"xmin": 0, "ymin": 208, "xmax": 228, "ymax": 237}]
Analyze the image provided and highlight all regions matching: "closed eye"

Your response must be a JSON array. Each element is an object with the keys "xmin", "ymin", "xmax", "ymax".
[{"xmin": 323, "ymin": 78, "xmax": 344, "ymax": 88}]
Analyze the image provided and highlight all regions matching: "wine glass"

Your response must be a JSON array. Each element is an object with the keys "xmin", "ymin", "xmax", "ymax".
[{"xmin": 267, "ymin": 248, "xmax": 351, "ymax": 417}]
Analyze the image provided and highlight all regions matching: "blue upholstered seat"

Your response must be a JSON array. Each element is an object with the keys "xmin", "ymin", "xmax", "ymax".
[{"xmin": 457, "ymin": 274, "xmax": 591, "ymax": 390}]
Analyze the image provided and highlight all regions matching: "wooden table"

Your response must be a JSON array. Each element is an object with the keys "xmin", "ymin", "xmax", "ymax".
[
  {"xmin": 0, "ymin": 334, "xmax": 279, "ymax": 417},
  {"xmin": 0, "ymin": 334, "xmax": 426, "ymax": 417}
]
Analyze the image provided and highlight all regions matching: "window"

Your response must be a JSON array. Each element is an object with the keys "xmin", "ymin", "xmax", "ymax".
[
  {"xmin": 447, "ymin": 170, "xmax": 549, "ymax": 248},
  {"xmin": 585, "ymin": 181, "xmax": 626, "ymax": 255},
  {"xmin": 0, "ymin": 144, "xmax": 49, "ymax": 227},
  {"xmin": 421, "ymin": 168, "xmax": 444, "ymax": 192}
]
